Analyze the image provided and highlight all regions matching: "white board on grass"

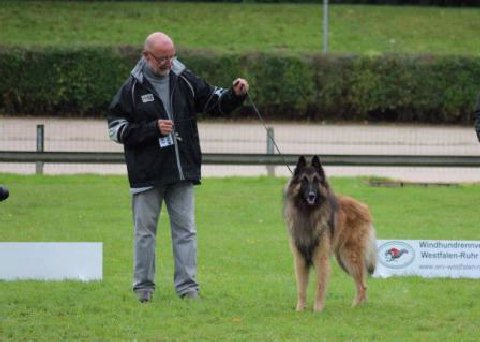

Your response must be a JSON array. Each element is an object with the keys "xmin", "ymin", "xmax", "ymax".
[{"xmin": 0, "ymin": 242, "xmax": 102, "ymax": 281}]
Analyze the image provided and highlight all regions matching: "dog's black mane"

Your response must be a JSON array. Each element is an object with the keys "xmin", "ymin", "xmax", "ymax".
[{"xmin": 289, "ymin": 156, "xmax": 339, "ymax": 266}]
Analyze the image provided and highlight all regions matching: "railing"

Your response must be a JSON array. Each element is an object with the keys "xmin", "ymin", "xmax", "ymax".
[
  {"xmin": 1, "ymin": 151, "xmax": 479, "ymax": 168},
  {"xmin": 1, "ymin": 124, "xmax": 479, "ymax": 175}
]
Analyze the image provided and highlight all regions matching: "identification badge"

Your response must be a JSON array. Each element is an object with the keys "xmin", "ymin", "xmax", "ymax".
[
  {"xmin": 159, "ymin": 134, "xmax": 174, "ymax": 148},
  {"xmin": 141, "ymin": 94, "xmax": 154, "ymax": 102}
]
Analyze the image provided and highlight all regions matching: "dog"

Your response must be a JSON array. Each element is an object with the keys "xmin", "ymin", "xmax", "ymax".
[{"xmin": 283, "ymin": 155, "xmax": 377, "ymax": 312}]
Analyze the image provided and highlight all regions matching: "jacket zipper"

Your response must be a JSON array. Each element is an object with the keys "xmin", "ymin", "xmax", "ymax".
[{"xmin": 169, "ymin": 79, "xmax": 185, "ymax": 181}]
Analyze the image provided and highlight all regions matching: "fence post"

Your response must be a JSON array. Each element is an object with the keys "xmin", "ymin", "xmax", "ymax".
[
  {"xmin": 323, "ymin": 0, "xmax": 329, "ymax": 54},
  {"xmin": 36, "ymin": 125, "xmax": 44, "ymax": 175},
  {"xmin": 266, "ymin": 127, "xmax": 275, "ymax": 176}
]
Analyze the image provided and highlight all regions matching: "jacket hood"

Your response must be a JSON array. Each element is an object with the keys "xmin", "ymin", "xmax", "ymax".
[{"xmin": 131, "ymin": 56, "xmax": 186, "ymax": 83}]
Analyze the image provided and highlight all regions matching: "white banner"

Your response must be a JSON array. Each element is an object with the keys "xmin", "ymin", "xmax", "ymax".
[
  {"xmin": 0, "ymin": 242, "xmax": 102, "ymax": 281},
  {"xmin": 373, "ymin": 240, "xmax": 480, "ymax": 278}
]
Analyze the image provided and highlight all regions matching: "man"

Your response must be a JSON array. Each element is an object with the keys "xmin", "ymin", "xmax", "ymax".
[
  {"xmin": 474, "ymin": 94, "xmax": 480, "ymax": 143},
  {"xmin": 107, "ymin": 32, "xmax": 249, "ymax": 303}
]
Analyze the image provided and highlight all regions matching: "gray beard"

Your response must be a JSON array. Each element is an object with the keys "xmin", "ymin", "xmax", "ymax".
[
  {"xmin": 144, "ymin": 63, "xmax": 169, "ymax": 79},
  {"xmin": 157, "ymin": 69, "xmax": 170, "ymax": 77}
]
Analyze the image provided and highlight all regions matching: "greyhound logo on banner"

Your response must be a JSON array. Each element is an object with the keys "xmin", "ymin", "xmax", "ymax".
[{"xmin": 378, "ymin": 241, "xmax": 415, "ymax": 269}]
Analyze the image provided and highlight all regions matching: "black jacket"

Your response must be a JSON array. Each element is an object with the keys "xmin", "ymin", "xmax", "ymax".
[
  {"xmin": 107, "ymin": 58, "xmax": 245, "ymax": 187},
  {"xmin": 474, "ymin": 95, "xmax": 480, "ymax": 142}
]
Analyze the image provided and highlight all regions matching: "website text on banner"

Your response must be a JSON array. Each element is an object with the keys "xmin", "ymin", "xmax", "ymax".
[{"xmin": 374, "ymin": 240, "xmax": 480, "ymax": 279}]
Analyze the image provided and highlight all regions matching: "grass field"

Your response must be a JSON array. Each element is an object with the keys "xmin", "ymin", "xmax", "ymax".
[
  {"xmin": 1, "ymin": 1, "xmax": 479, "ymax": 55},
  {"xmin": 1, "ymin": 174, "xmax": 479, "ymax": 340}
]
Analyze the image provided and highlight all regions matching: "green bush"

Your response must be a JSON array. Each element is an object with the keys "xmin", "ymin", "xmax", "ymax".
[
  {"xmin": 0, "ymin": 47, "xmax": 132, "ymax": 115},
  {"xmin": 345, "ymin": 54, "xmax": 480, "ymax": 123},
  {"xmin": 0, "ymin": 47, "xmax": 478, "ymax": 123}
]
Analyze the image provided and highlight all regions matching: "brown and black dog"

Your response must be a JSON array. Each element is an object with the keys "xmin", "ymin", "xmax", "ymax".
[{"xmin": 283, "ymin": 155, "xmax": 377, "ymax": 312}]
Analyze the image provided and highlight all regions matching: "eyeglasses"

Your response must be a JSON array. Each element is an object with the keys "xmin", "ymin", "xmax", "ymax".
[{"xmin": 147, "ymin": 52, "xmax": 177, "ymax": 65}]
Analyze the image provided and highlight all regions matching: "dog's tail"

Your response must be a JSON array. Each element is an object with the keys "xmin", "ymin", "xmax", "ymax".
[{"xmin": 365, "ymin": 225, "xmax": 377, "ymax": 275}]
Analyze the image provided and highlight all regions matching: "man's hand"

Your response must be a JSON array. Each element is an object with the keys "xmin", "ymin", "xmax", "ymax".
[
  {"xmin": 157, "ymin": 120, "xmax": 174, "ymax": 135},
  {"xmin": 232, "ymin": 78, "xmax": 249, "ymax": 96}
]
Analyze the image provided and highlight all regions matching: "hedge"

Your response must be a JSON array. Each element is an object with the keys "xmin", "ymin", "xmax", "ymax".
[{"xmin": 1, "ymin": 47, "xmax": 479, "ymax": 123}]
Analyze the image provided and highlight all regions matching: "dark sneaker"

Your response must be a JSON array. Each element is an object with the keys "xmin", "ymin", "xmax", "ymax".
[
  {"xmin": 137, "ymin": 290, "xmax": 153, "ymax": 303},
  {"xmin": 181, "ymin": 291, "xmax": 200, "ymax": 300}
]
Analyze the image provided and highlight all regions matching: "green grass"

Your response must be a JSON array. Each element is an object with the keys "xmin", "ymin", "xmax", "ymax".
[
  {"xmin": 1, "ymin": 174, "xmax": 479, "ymax": 340},
  {"xmin": 1, "ymin": 1, "xmax": 479, "ymax": 55}
]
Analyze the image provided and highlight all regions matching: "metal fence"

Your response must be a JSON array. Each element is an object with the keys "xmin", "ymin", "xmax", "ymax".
[{"xmin": 1, "ymin": 118, "xmax": 479, "ymax": 182}]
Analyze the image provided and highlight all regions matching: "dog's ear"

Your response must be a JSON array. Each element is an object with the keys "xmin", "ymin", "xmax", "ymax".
[
  {"xmin": 311, "ymin": 155, "xmax": 326, "ymax": 179},
  {"xmin": 311, "ymin": 155, "xmax": 322, "ymax": 170},
  {"xmin": 294, "ymin": 155, "xmax": 307, "ymax": 176}
]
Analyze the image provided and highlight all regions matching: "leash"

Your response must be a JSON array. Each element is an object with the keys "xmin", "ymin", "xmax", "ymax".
[{"xmin": 246, "ymin": 92, "xmax": 293, "ymax": 175}]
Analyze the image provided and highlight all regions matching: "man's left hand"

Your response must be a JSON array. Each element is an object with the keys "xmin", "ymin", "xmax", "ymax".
[{"xmin": 232, "ymin": 78, "xmax": 249, "ymax": 96}]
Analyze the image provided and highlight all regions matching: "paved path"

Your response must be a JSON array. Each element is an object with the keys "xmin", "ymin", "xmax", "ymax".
[{"xmin": 1, "ymin": 117, "xmax": 479, "ymax": 183}]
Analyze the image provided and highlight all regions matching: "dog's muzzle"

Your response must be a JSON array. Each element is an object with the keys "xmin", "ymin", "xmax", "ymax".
[{"xmin": 306, "ymin": 190, "xmax": 316, "ymax": 205}]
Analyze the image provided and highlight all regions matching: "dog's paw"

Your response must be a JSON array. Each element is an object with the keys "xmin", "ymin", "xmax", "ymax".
[
  {"xmin": 295, "ymin": 303, "xmax": 306, "ymax": 311},
  {"xmin": 352, "ymin": 290, "xmax": 368, "ymax": 306},
  {"xmin": 352, "ymin": 297, "xmax": 367, "ymax": 307}
]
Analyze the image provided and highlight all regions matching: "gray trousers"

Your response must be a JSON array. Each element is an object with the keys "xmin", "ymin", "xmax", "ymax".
[{"xmin": 131, "ymin": 182, "xmax": 199, "ymax": 296}]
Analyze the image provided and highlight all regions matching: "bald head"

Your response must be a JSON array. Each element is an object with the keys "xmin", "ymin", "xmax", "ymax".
[{"xmin": 144, "ymin": 32, "xmax": 174, "ymax": 52}]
